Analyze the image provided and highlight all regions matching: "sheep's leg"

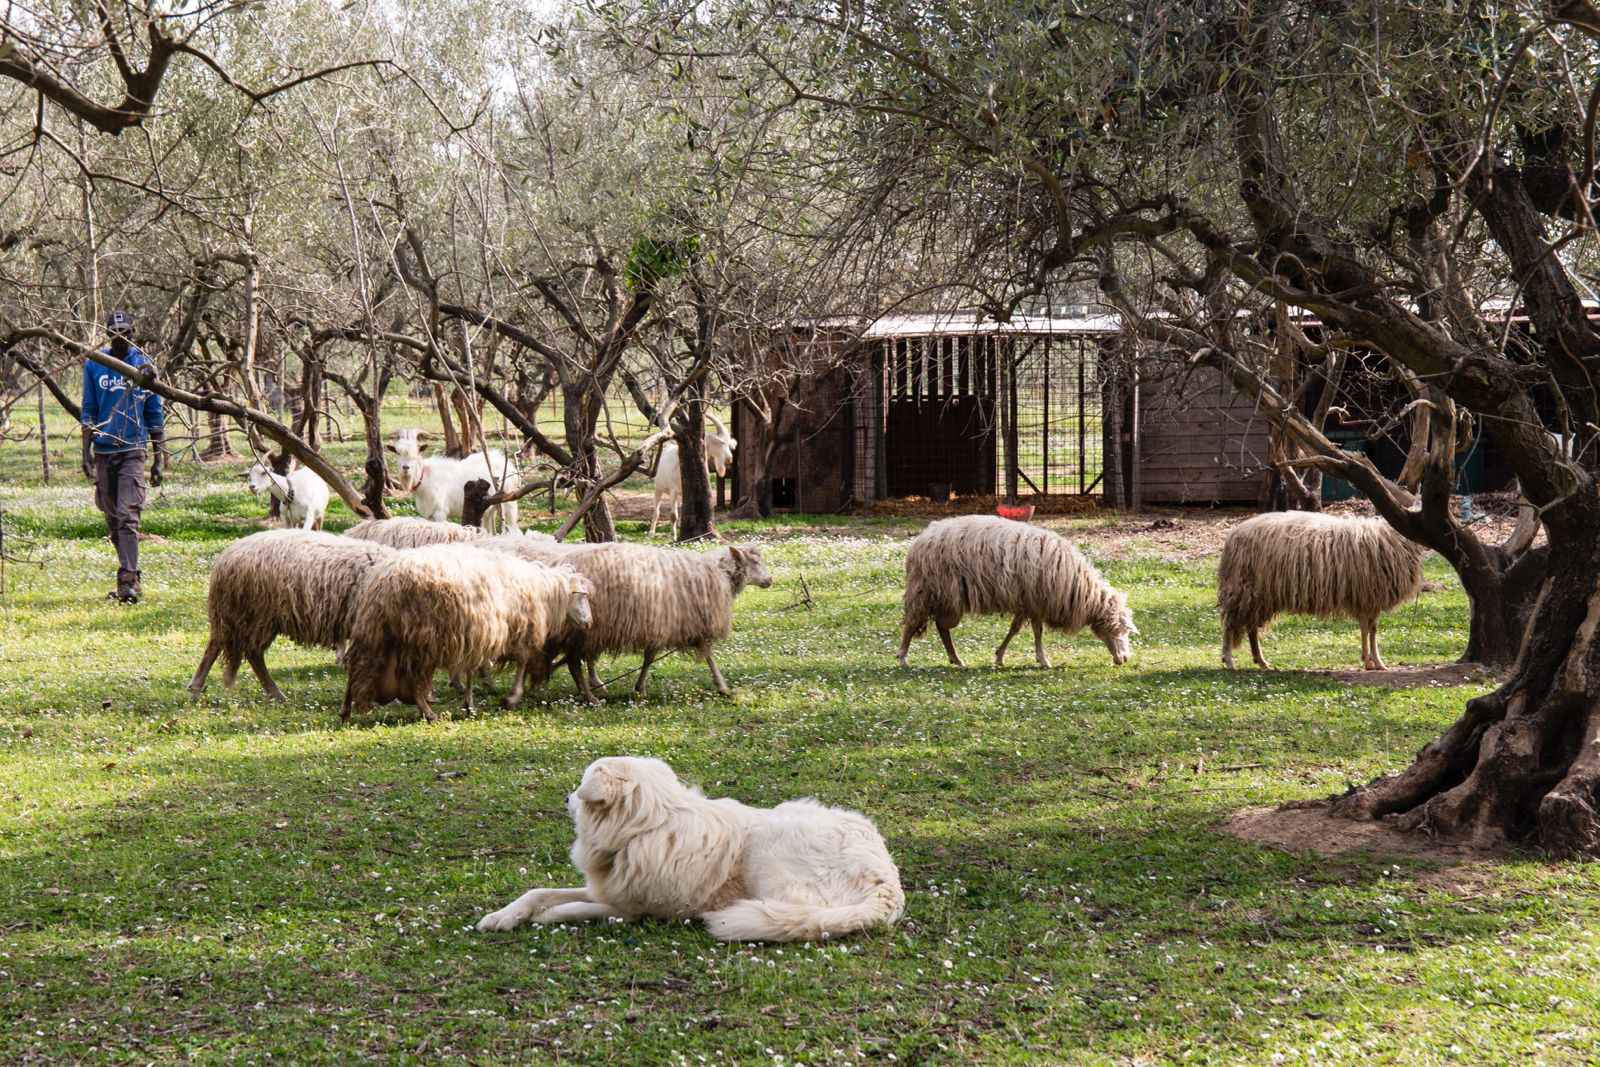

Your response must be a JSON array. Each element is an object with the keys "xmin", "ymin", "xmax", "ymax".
[
  {"xmin": 995, "ymin": 615, "xmax": 1026, "ymax": 667},
  {"xmin": 569, "ymin": 657, "xmax": 600, "ymax": 704},
  {"xmin": 333, "ymin": 640, "xmax": 345, "ymax": 668},
  {"xmin": 896, "ymin": 621, "xmax": 919, "ymax": 667},
  {"xmin": 462, "ymin": 676, "xmax": 476, "ymax": 716},
  {"xmin": 1367, "ymin": 620, "xmax": 1387, "ymax": 671},
  {"xmin": 1249, "ymin": 628, "xmax": 1270, "ymax": 670},
  {"xmin": 339, "ymin": 680, "xmax": 355, "ymax": 723},
  {"xmin": 1222, "ymin": 624, "xmax": 1237, "ymax": 670},
  {"xmin": 1033, "ymin": 619, "xmax": 1050, "ymax": 669},
  {"xmin": 245, "ymin": 650, "xmax": 287, "ymax": 703},
  {"xmin": 706, "ymin": 649, "xmax": 730, "ymax": 696},
  {"xmin": 936, "ymin": 624, "xmax": 964, "ymax": 667},
  {"xmin": 504, "ymin": 663, "xmax": 526, "ymax": 708},
  {"xmin": 189, "ymin": 638, "xmax": 222, "ymax": 698},
  {"xmin": 634, "ymin": 651, "xmax": 657, "ymax": 698},
  {"xmin": 587, "ymin": 658, "xmax": 605, "ymax": 691},
  {"xmin": 221, "ymin": 652, "xmax": 242, "ymax": 690},
  {"xmin": 416, "ymin": 688, "xmax": 438, "ymax": 723}
]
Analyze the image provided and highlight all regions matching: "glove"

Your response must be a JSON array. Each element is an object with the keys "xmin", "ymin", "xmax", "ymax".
[
  {"xmin": 149, "ymin": 433, "xmax": 165, "ymax": 487},
  {"xmin": 81, "ymin": 429, "xmax": 94, "ymax": 482}
]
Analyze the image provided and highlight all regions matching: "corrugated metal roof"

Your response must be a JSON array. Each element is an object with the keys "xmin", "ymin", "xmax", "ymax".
[{"xmin": 860, "ymin": 311, "xmax": 1123, "ymax": 338}]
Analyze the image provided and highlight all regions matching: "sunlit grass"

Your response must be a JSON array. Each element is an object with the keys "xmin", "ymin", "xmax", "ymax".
[{"xmin": 3, "ymin": 440, "xmax": 1598, "ymax": 1064}]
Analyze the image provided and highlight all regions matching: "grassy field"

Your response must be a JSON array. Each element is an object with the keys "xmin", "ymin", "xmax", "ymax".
[{"xmin": 4, "ymin": 427, "xmax": 1600, "ymax": 1065}]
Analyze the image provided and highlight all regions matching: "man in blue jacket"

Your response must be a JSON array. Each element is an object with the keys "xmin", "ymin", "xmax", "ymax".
[{"xmin": 81, "ymin": 310, "xmax": 164, "ymax": 604}]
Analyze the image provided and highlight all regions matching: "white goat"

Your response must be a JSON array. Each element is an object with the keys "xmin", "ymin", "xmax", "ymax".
[
  {"xmin": 387, "ymin": 435, "xmax": 521, "ymax": 533},
  {"xmin": 649, "ymin": 413, "xmax": 738, "ymax": 539},
  {"xmin": 247, "ymin": 461, "xmax": 331, "ymax": 531}
]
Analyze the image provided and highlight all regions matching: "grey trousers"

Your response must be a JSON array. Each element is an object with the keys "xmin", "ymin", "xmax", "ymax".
[{"xmin": 95, "ymin": 450, "xmax": 147, "ymax": 574}]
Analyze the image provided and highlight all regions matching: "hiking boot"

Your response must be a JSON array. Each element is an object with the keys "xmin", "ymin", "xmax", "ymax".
[{"xmin": 114, "ymin": 569, "xmax": 141, "ymax": 604}]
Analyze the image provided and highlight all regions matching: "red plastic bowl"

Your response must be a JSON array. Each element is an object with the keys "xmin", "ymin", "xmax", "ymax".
[{"xmin": 995, "ymin": 504, "xmax": 1035, "ymax": 521}]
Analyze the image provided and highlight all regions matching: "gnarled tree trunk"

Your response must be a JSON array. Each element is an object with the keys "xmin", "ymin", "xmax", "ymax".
[
  {"xmin": 1333, "ymin": 507, "xmax": 1600, "ymax": 854},
  {"xmin": 675, "ymin": 386, "xmax": 715, "ymax": 541}
]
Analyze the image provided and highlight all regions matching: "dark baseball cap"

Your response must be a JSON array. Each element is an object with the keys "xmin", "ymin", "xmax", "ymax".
[{"xmin": 106, "ymin": 310, "xmax": 134, "ymax": 334}]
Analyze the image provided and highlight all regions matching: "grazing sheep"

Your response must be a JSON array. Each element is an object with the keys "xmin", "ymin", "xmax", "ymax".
[
  {"xmin": 897, "ymin": 515, "xmax": 1136, "ymax": 668},
  {"xmin": 388, "ymin": 435, "xmax": 521, "ymax": 533},
  {"xmin": 188, "ymin": 530, "xmax": 395, "ymax": 701},
  {"xmin": 339, "ymin": 545, "xmax": 592, "ymax": 722},
  {"xmin": 482, "ymin": 536, "xmax": 773, "ymax": 701},
  {"xmin": 1218, "ymin": 511, "xmax": 1423, "ymax": 671},
  {"xmin": 649, "ymin": 414, "xmax": 738, "ymax": 538},
  {"xmin": 344, "ymin": 516, "xmax": 487, "ymax": 549},
  {"xmin": 344, "ymin": 517, "xmax": 555, "ymax": 549},
  {"xmin": 247, "ymin": 460, "xmax": 331, "ymax": 531}
]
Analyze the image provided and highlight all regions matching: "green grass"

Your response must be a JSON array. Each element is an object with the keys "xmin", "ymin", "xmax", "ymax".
[{"xmin": 4, "ymin": 433, "xmax": 1600, "ymax": 1065}]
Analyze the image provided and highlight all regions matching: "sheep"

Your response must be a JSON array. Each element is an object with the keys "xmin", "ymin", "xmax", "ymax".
[
  {"xmin": 247, "ymin": 460, "xmax": 331, "ymax": 531},
  {"xmin": 344, "ymin": 516, "xmax": 487, "ymax": 549},
  {"xmin": 387, "ymin": 433, "xmax": 521, "ymax": 533},
  {"xmin": 339, "ymin": 545, "xmax": 592, "ymax": 722},
  {"xmin": 188, "ymin": 530, "xmax": 395, "ymax": 701},
  {"xmin": 1218, "ymin": 511, "xmax": 1423, "ymax": 671},
  {"xmin": 482, "ymin": 536, "xmax": 773, "ymax": 701},
  {"xmin": 897, "ymin": 515, "xmax": 1136, "ymax": 669},
  {"xmin": 649, "ymin": 414, "xmax": 738, "ymax": 538},
  {"xmin": 344, "ymin": 517, "xmax": 555, "ymax": 550}
]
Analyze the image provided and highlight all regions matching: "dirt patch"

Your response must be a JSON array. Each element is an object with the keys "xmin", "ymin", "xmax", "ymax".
[
  {"xmin": 1282, "ymin": 662, "xmax": 1494, "ymax": 689},
  {"xmin": 1226, "ymin": 803, "xmax": 1507, "ymax": 871}
]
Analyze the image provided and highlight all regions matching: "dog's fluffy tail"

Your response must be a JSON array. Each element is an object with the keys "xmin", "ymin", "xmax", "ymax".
[{"xmin": 702, "ymin": 886, "xmax": 903, "ymax": 943}]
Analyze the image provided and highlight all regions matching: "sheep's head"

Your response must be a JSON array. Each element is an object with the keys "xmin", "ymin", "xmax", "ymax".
[
  {"xmin": 1092, "ymin": 593, "xmax": 1137, "ymax": 666},
  {"xmin": 727, "ymin": 544, "xmax": 772, "ymax": 589},
  {"xmin": 563, "ymin": 572, "xmax": 593, "ymax": 631}
]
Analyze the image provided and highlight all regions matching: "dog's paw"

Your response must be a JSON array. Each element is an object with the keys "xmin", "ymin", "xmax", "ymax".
[{"xmin": 476, "ymin": 907, "xmax": 528, "ymax": 932}]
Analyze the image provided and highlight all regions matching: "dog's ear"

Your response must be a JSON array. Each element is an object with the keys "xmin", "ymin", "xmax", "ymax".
[{"xmin": 575, "ymin": 764, "xmax": 626, "ymax": 806}]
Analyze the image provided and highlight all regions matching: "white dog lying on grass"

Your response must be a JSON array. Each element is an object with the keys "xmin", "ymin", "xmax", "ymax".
[{"xmin": 477, "ymin": 756, "xmax": 905, "ymax": 942}]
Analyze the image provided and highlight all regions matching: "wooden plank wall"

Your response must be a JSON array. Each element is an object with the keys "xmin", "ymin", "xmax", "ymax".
[{"xmin": 1136, "ymin": 367, "xmax": 1270, "ymax": 505}]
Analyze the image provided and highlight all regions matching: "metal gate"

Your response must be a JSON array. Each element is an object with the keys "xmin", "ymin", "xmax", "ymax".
[{"xmin": 859, "ymin": 328, "xmax": 1104, "ymax": 502}]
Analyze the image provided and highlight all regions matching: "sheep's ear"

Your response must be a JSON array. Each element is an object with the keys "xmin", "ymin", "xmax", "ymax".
[{"xmin": 727, "ymin": 545, "xmax": 744, "ymax": 562}]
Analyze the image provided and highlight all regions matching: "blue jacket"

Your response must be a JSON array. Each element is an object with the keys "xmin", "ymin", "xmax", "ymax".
[{"xmin": 82, "ymin": 346, "xmax": 164, "ymax": 454}]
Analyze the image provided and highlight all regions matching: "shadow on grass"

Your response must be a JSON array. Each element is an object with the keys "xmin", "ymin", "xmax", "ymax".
[{"xmin": 0, "ymin": 735, "xmax": 1552, "ymax": 1062}]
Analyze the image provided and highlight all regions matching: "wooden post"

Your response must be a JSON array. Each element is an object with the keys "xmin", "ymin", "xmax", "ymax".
[
  {"xmin": 1078, "ymin": 348, "xmax": 1086, "ymax": 493},
  {"xmin": 37, "ymin": 381, "xmax": 50, "ymax": 484},
  {"xmin": 1129, "ymin": 376, "xmax": 1142, "ymax": 511},
  {"xmin": 1103, "ymin": 355, "xmax": 1124, "ymax": 511},
  {"xmin": 1004, "ymin": 339, "xmax": 1019, "ymax": 505}
]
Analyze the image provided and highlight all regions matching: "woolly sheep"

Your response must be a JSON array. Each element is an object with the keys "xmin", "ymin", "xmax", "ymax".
[
  {"xmin": 188, "ymin": 530, "xmax": 395, "ymax": 701},
  {"xmin": 344, "ymin": 517, "xmax": 555, "ymax": 549},
  {"xmin": 388, "ymin": 434, "xmax": 521, "ymax": 533},
  {"xmin": 339, "ymin": 545, "xmax": 592, "ymax": 722},
  {"xmin": 650, "ymin": 414, "xmax": 738, "ymax": 538},
  {"xmin": 247, "ymin": 461, "xmax": 331, "ymax": 531},
  {"xmin": 897, "ymin": 515, "xmax": 1136, "ymax": 668},
  {"xmin": 482, "ymin": 536, "xmax": 772, "ymax": 701},
  {"xmin": 344, "ymin": 516, "xmax": 486, "ymax": 549},
  {"xmin": 1218, "ymin": 511, "xmax": 1423, "ymax": 671}
]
